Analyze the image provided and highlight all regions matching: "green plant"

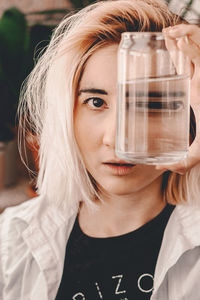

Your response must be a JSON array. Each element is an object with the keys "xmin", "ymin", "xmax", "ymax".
[{"xmin": 0, "ymin": 7, "xmax": 53, "ymax": 142}]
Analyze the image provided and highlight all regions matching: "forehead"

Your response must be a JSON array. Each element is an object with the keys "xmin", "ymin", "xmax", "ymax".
[{"xmin": 79, "ymin": 44, "xmax": 119, "ymax": 91}]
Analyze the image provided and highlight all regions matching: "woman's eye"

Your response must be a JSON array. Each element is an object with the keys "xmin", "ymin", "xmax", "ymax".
[{"xmin": 83, "ymin": 97, "xmax": 106, "ymax": 109}]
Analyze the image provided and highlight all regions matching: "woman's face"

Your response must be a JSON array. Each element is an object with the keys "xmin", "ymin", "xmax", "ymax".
[{"xmin": 74, "ymin": 44, "xmax": 164, "ymax": 197}]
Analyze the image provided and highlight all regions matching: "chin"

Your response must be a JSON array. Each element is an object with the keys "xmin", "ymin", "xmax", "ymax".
[{"xmin": 99, "ymin": 181, "xmax": 140, "ymax": 196}]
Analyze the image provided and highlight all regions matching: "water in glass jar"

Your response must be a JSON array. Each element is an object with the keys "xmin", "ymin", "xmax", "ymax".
[{"xmin": 116, "ymin": 75, "xmax": 190, "ymax": 164}]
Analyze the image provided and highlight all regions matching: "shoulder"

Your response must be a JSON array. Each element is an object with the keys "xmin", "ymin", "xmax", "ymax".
[
  {"xmin": 0, "ymin": 193, "xmax": 76, "ymax": 242},
  {"xmin": 172, "ymin": 203, "xmax": 200, "ymax": 227},
  {"xmin": 0, "ymin": 193, "xmax": 73, "ymax": 266},
  {"xmin": 0, "ymin": 194, "xmax": 46, "ymax": 222},
  {"xmin": 0, "ymin": 195, "xmax": 77, "ymax": 299},
  {"xmin": 167, "ymin": 203, "xmax": 200, "ymax": 228},
  {"xmin": 154, "ymin": 203, "xmax": 200, "ymax": 296},
  {"xmin": 0, "ymin": 196, "xmax": 47, "ymax": 298},
  {"xmin": 0, "ymin": 195, "xmax": 46, "ymax": 252},
  {"xmin": 0, "ymin": 193, "xmax": 68, "ymax": 232},
  {"xmin": 165, "ymin": 203, "xmax": 200, "ymax": 246},
  {"xmin": 0, "ymin": 195, "xmax": 49, "ymax": 270}
]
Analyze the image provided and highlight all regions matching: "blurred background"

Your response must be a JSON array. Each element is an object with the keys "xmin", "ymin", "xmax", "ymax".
[{"xmin": 0, "ymin": 0, "xmax": 199, "ymax": 212}]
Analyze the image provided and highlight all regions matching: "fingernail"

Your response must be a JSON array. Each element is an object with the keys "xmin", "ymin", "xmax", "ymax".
[
  {"xmin": 184, "ymin": 35, "xmax": 189, "ymax": 45},
  {"xmin": 163, "ymin": 26, "xmax": 171, "ymax": 32}
]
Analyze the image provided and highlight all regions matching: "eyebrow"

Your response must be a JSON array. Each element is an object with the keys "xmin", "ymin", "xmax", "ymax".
[{"xmin": 78, "ymin": 88, "xmax": 108, "ymax": 96}]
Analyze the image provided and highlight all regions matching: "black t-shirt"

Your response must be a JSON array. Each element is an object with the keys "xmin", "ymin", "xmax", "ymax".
[{"xmin": 56, "ymin": 204, "xmax": 175, "ymax": 300}]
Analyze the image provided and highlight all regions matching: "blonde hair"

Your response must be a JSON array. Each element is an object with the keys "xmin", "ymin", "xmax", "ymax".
[{"xmin": 19, "ymin": 0, "xmax": 199, "ymax": 212}]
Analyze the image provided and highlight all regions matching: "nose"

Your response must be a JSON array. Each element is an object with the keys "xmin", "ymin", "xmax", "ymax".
[{"xmin": 102, "ymin": 107, "xmax": 116, "ymax": 149}]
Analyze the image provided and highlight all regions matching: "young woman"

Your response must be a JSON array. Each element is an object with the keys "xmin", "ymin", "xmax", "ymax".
[{"xmin": 1, "ymin": 0, "xmax": 200, "ymax": 299}]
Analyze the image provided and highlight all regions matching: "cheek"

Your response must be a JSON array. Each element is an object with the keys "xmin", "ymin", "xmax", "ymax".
[
  {"xmin": 139, "ymin": 165, "xmax": 164, "ymax": 178},
  {"xmin": 74, "ymin": 110, "xmax": 101, "ymax": 155}
]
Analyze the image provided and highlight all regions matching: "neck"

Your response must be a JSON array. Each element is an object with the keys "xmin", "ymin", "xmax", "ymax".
[{"xmin": 79, "ymin": 175, "xmax": 165, "ymax": 238}]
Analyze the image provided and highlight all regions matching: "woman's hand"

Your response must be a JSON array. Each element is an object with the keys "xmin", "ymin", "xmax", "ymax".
[{"xmin": 156, "ymin": 24, "xmax": 200, "ymax": 175}]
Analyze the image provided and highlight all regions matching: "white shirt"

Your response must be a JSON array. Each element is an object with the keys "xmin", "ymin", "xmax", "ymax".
[{"xmin": 1, "ymin": 195, "xmax": 200, "ymax": 300}]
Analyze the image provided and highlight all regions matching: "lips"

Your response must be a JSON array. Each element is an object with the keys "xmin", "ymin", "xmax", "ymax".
[
  {"xmin": 104, "ymin": 162, "xmax": 135, "ymax": 166},
  {"xmin": 103, "ymin": 160, "xmax": 136, "ymax": 166},
  {"xmin": 103, "ymin": 161, "xmax": 136, "ymax": 176}
]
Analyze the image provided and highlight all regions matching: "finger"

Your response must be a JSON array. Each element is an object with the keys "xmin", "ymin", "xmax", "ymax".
[
  {"xmin": 163, "ymin": 24, "xmax": 200, "ymax": 66},
  {"xmin": 156, "ymin": 159, "xmax": 192, "ymax": 175},
  {"xmin": 164, "ymin": 35, "xmax": 178, "ymax": 51},
  {"xmin": 163, "ymin": 24, "xmax": 200, "ymax": 45},
  {"xmin": 176, "ymin": 36, "xmax": 200, "ymax": 66},
  {"xmin": 156, "ymin": 138, "xmax": 200, "ymax": 175},
  {"xmin": 164, "ymin": 35, "xmax": 194, "ymax": 76}
]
